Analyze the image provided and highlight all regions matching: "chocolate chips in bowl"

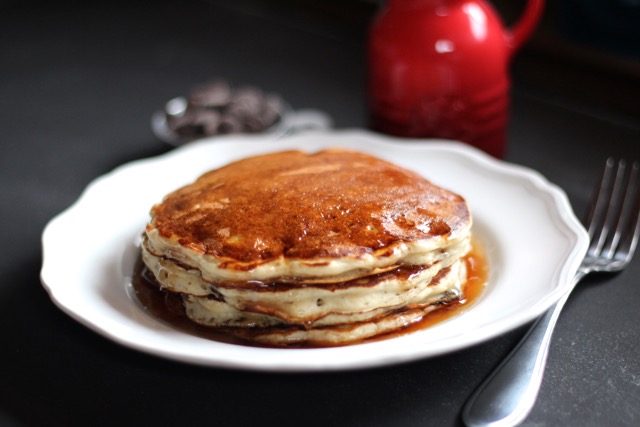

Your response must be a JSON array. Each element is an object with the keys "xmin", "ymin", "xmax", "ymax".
[{"xmin": 151, "ymin": 80, "xmax": 291, "ymax": 146}]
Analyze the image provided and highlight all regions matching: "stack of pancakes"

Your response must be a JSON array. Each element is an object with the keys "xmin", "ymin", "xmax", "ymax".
[{"xmin": 141, "ymin": 148, "xmax": 472, "ymax": 346}]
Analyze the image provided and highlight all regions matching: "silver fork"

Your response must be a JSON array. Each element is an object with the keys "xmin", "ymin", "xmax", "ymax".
[{"xmin": 462, "ymin": 158, "xmax": 640, "ymax": 427}]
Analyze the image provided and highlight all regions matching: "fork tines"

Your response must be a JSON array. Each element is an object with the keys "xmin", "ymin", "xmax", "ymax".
[{"xmin": 585, "ymin": 158, "xmax": 640, "ymax": 264}]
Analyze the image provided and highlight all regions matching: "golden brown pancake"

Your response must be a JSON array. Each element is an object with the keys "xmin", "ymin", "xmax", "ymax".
[
  {"xmin": 146, "ymin": 148, "xmax": 471, "ymax": 282},
  {"xmin": 141, "ymin": 148, "xmax": 473, "ymax": 346}
]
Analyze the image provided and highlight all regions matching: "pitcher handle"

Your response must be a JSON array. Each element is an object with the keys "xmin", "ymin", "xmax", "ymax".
[{"xmin": 506, "ymin": 0, "xmax": 545, "ymax": 58}]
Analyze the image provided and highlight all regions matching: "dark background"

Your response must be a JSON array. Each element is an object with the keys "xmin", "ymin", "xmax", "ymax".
[{"xmin": 1, "ymin": 1, "xmax": 639, "ymax": 426}]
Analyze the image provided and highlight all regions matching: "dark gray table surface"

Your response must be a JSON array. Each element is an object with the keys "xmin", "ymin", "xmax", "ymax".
[{"xmin": 2, "ymin": 1, "xmax": 639, "ymax": 426}]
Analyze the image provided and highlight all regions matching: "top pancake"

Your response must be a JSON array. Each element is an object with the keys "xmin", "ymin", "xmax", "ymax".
[{"xmin": 145, "ymin": 148, "xmax": 471, "ymax": 281}]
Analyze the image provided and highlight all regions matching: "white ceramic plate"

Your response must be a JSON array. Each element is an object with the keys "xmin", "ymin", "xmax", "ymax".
[{"xmin": 40, "ymin": 130, "xmax": 589, "ymax": 372}]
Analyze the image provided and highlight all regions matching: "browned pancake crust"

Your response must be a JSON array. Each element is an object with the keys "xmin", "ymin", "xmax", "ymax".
[{"xmin": 149, "ymin": 149, "xmax": 469, "ymax": 268}]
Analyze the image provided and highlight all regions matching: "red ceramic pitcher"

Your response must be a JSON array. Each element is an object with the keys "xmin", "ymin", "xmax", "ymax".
[{"xmin": 367, "ymin": 0, "xmax": 544, "ymax": 158}]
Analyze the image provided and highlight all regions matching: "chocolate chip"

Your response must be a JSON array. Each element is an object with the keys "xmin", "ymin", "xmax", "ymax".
[
  {"xmin": 164, "ymin": 79, "xmax": 285, "ymax": 140},
  {"xmin": 188, "ymin": 80, "xmax": 232, "ymax": 108},
  {"xmin": 193, "ymin": 109, "xmax": 222, "ymax": 135},
  {"xmin": 218, "ymin": 114, "xmax": 244, "ymax": 134}
]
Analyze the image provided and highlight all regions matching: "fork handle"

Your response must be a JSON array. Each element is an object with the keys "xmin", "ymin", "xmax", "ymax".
[{"xmin": 462, "ymin": 290, "xmax": 573, "ymax": 427}]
